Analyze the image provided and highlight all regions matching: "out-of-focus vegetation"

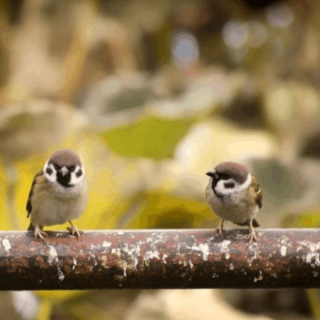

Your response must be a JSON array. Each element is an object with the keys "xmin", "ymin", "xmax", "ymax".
[{"xmin": 0, "ymin": 0, "xmax": 320, "ymax": 319}]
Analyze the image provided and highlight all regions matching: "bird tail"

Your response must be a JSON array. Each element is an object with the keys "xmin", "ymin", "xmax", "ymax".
[{"xmin": 252, "ymin": 218, "xmax": 260, "ymax": 227}]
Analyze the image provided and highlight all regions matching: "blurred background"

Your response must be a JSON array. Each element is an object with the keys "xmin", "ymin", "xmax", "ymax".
[{"xmin": 0, "ymin": 0, "xmax": 320, "ymax": 319}]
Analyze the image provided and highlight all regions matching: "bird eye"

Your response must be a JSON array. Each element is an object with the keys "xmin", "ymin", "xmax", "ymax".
[
  {"xmin": 76, "ymin": 169, "xmax": 82, "ymax": 177},
  {"xmin": 54, "ymin": 164, "xmax": 60, "ymax": 171},
  {"xmin": 69, "ymin": 165, "xmax": 76, "ymax": 172},
  {"xmin": 46, "ymin": 167, "xmax": 53, "ymax": 175}
]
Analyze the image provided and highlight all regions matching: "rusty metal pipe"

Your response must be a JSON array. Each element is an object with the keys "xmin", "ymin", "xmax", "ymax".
[{"xmin": 0, "ymin": 229, "xmax": 319, "ymax": 290}]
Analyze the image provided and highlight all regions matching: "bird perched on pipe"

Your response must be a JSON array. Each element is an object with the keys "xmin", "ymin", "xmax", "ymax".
[
  {"xmin": 26, "ymin": 149, "xmax": 88, "ymax": 239},
  {"xmin": 205, "ymin": 162, "xmax": 262, "ymax": 242}
]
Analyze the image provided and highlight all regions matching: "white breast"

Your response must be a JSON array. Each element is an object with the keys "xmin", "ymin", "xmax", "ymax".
[
  {"xmin": 206, "ymin": 177, "xmax": 257, "ymax": 225},
  {"xmin": 31, "ymin": 179, "xmax": 88, "ymax": 227}
]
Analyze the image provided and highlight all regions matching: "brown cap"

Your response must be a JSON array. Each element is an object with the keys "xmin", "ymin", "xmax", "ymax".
[
  {"xmin": 214, "ymin": 162, "xmax": 249, "ymax": 184},
  {"xmin": 48, "ymin": 149, "xmax": 81, "ymax": 167}
]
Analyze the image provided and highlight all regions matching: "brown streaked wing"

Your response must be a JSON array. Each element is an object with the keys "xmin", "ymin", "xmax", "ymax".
[
  {"xmin": 251, "ymin": 175, "xmax": 262, "ymax": 209},
  {"xmin": 26, "ymin": 171, "xmax": 43, "ymax": 218}
]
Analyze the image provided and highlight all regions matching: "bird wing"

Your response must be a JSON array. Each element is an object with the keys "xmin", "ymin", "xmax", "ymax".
[
  {"xmin": 205, "ymin": 183, "xmax": 211, "ymax": 199},
  {"xmin": 26, "ymin": 171, "xmax": 43, "ymax": 218},
  {"xmin": 251, "ymin": 175, "xmax": 262, "ymax": 209}
]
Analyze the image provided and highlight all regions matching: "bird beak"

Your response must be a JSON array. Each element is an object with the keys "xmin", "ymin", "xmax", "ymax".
[
  {"xmin": 206, "ymin": 171, "xmax": 215, "ymax": 178},
  {"xmin": 60, "ymin": 167, "xmax": 69, "ymax": 176}
]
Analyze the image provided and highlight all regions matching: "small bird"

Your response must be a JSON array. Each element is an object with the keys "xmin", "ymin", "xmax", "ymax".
[
  {"xmin": 26, "ymin": 149, "xmax": 88, "ymax": 240},
  {"xmin": 205, "ymin": 162, "xmax": 262, "ymax": 242}
]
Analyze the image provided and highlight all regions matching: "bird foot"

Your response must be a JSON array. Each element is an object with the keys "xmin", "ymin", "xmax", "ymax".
[
  {"xmin": 216, "ymin": 226, "xmax": 225, "ymax": 239},
  {"xmin": 247, "ymin": 229, "xmax": 258, "ymax": 243},
  {"xmin": 34, "ymin": 225, "xmax": 48, "ymax": 241},
  {"xmin": 67, "ymin": 224, "xmax": 83, "ymax": 239}
]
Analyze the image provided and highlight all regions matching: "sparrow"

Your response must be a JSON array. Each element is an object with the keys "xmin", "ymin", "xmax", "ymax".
[
  {"xmin": 205, "ymin": 162, "xmax": 262, "ymax": 242},
  {"xmin": 26, "ymin": 149, "xmax": 88, "ymax": 240}
]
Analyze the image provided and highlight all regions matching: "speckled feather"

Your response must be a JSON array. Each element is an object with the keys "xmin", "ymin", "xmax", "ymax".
[{"xmin": 26, "ymin": 171, "xmax": 43, "ymax": 218}]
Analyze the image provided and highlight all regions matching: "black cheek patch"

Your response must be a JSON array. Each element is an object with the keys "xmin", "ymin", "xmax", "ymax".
[
  {"xmin": 46, "ymin": 168, "xmax": 53, "ymax": 175},
  {"xmin": 224, "ymin": 182, "xmax": 235, "ymax": 189},
  {"xmin": 76, "ymin": 169, "xmax": 82, "ymax": 177}
]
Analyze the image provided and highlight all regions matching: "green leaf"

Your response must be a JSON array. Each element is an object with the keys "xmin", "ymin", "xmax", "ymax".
[{"xmin": 101, "ymin": 116, "xmax": 194, "ymax": 160}]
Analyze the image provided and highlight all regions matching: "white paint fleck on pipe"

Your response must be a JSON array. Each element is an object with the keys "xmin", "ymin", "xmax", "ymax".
[
  {"xmin": 144, "ymin": 249, "xmax": 160, "ymax": 260},
  {"xmin": 48, "ymin": 246, "xmax": 58, "ymax": 265},
  {"xmin": 123, "ymin": 262, "xmax": 127, "ymax": 277},
  {"xmin": 72, "ymin": 258, "xmax": 77, "ymax": 271},
  {"xmin": 47, "ymin": 246, "xmax": 65, "ymax": 281},
  {"xmin": 280, "ymin": 246, "xmax": 287, "ymax": 256},
  {"xmin": 102, "ymin": 241, "xmax": 112, "ymax": 248},
  {"xmin": 253, "ymin": 273, "xmax": 263, "ymax": 282},
  {"xmin": 2, "ymin": 239, "xmax": 11, "ymax": 251},
  {"xmin": 162, "ymin": 254, "xmax": 168, "ymax": 264},
  {"xmin": 58, "ymin": 271, "xmax": 65, "ymax": 281},
  {"xmin": 199, "ymin": 243, "xmax": 210, "ymax": 261},
  {"xmin": 218, "ymin": 240, "xmax": 231, "ymax": 260},
  {"xmin": 297, "ymin": 240, "xmax": 320, "ymax": 267}
]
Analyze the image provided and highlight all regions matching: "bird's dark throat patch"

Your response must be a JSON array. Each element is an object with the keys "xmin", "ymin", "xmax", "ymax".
[{"xmin": 57, "ymin": 172, "xmax": 73, "ymax": 188}]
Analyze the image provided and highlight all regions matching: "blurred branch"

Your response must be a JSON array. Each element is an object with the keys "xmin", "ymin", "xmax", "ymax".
[{"xmin": 0, "ymin": 229, "xmax": 320, "ymax": 290}]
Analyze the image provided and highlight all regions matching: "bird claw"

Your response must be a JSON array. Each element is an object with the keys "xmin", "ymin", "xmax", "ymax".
[
  {"xmin": 216, "ymin": 225, "xmax": 225, "ymax": 239},
  {"xmin": 67, "ymin": 223, "xmax": 83, "ymax": 239},
  {"xmin": 247, "ymin": 229, "xmax": 258, "ymax": 243},
  {"xmin": 34, "ymin": 225, "xmax": 48, "ymax": 241}
]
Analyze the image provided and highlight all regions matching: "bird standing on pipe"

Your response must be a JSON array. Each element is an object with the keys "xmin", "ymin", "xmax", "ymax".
[
  {"xmin": 206, "ymin": 162, "xmax": 262, "ymax": 242},
  {"xmin": 26, "ymin": 149, "xmax": 88, "ymax": 239}
]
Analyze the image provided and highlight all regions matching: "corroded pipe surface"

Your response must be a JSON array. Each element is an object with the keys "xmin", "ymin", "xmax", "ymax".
[{"xmin": 0, "ymin": 229, "xmax": 319, "ymax": 290}]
